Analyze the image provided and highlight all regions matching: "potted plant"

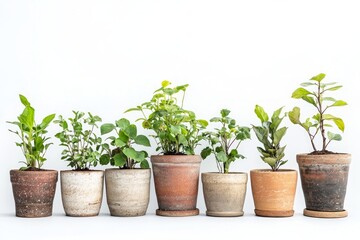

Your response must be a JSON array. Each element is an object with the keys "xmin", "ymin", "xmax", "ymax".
[
  {"xmin": 251, "ymin": 105, "xmax": 297, "ymax": 217},
  {"xmin": 99, "ymin": 118, "xmax": 151, "ymax": 217},
  {"xmin": 55, "ymin": 111, "xmax": 104, "ymax": 217},
  {"xmin": 289, "ymin": 73, "xmax": 350, "ymax": 218},
  {"xmin": 201, "ymin": 109, "xmax": 251, "ymax": 217},
  {"xmin": 126, "ymin": 80, "xmax": 208, "ymax": 216},
  {"xmin": 7, "ymin": 94, "xmax": 57, "ymax": 218}
]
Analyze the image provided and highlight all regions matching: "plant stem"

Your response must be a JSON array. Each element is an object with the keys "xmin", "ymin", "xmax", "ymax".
[{"xmin": 316, "ymin": 82, "xmax": 327, "ymax": 151}]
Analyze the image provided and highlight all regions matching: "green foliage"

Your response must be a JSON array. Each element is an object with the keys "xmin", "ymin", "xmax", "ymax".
[
  {"xmin": 126, "ymin": 81, "xmax": 208, "ymax": 155},
  {"xmin": 289, "ymin": 73, "xmax": 347, "ymax": 153},
  {"xmin": 201, "ymin": 109, "xmax": 251, "ymax": 174},
  {"xmin": 100, "ymin": 118, "xmax": 150, "ymax": 169},
  {"xmin": 54, "ymin": 111, "xmax": 102, "ymax": 170},
  {"xmin": 252, "ymin": 105, "xmax": 288, "ymax": 171},
  {"xmin": 7, "ymin": 94, "xmax": 55, "ymax": 170}
]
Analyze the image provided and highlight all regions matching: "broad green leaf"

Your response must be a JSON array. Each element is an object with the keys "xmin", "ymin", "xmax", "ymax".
[
  {"xmin": 134, "ymin": 135, "xmax": 151, "ymax": 147},
  {"xmin": 327, "ymin": 131, "xmax": 342, "ymax": 141},
  {"xmin": 276, "ymin": 146, "xmax": 286, "ymax": 159},
  {"xmin": 254, "ymin": 105, "xmax": 269, "ymax": 123},
  {"xmin": 118, "ymin": 131, "xmax": 129, "ymax": 143},
  {"xmin": 19, "ymin": 94, "xmax": 30, "ymax": 106},
  {"xmin": 178, "ymin": 134, "xmax": 188, "ymax": 146},
  {"xmin": 216, "ymin": 151, "xmax": 227, "ymax": 162},
  {"xmin": 310, "ymin": 73, "xmax": 326, "ymax": 82},
  {"xmin": 124, "ymin": 124, "xmax": 137, "ymax": 139},
  {"xmin": 333, "ymin": 118, "xmax": 345, "ymax": 132},
  {"xmin": 41, "ymin": 114, "xmax": 56, "ymax": 128},
  {"xmin": 100, "ymin": 123, "xmax": 115, "ymax": 135},
  {"xmin": 201, "ymin": 147, "xmax": 212, "ymax": 159},
  {"xmin": 291, "ymin": 88, "xmax": 312, "ymax": 99},
  {"xmin": 274, "ymin": 127, "xmax": 287, "ymax": 146},
  {"xmin": 263, "ymin": 157, "xmax": 277, "ymax": 167},
  {"xmin": 140, "ymin": 160, "xmax": 150, "ymax": 169},
  {"xmin": 170, "ymin": 125, "xmax": 181, "ymax": 135},
  {"xmin": 19, "ymin": 106, "xmax": 35, "ymax": 128},
  {"xmin": 220, "ymin": 109, "xmax": 231, "ymax": 118},
  {"xmin": 300, "ymin": 82, "xmax": 316, "ymax": 87},
  {"xmin": 302, "ymin": 96, "xmax": 316, "ymax": 106},
  {"xmin": 322, "ymin": 97, "xmax": 336, "ymax": 102},
  {"xmin": 331, "ymin": 100, "xmax": 347, "ymax": 107},
  {"xmin": 114, "ymin": 153, "xmax": 126, "ymax": 167},
  {"xmin": 100, "ymin": 154, "xmax": 110, "ymax": 165},
  {"xmin": 326, "ymin": 85, "xmax": 342, "ymax": 91},
  {"xmin": 210, "ymin": 117, "xmax": 222, "ymax": 122},
  {"xmin": 115, "ymin": 138, "xmax": 126, "ymax": 147},
  {"xmin": 123, "ymin": 147, "xmax": 137, "ymax": 160},
  {"xmin": 116, "ymin": 118, "xmax": 130, "ymax": 129},
  {"xmin": 197, "ymin": 119, "xmax": 208, "ymax": 127},
  {"xmin": 257, "ymin": 147, "xmax": 271, "ymax": 157},
  {"xmin": 161, "ymin": 80, "xmax": 171, "ymax": 88},
  {"xmin": 271, "ymin": 107, "xmax": 283, "ymax": 122},
  {"xmin": 288, "ymin": 107, "xmax": 301, "ymax": 124}
]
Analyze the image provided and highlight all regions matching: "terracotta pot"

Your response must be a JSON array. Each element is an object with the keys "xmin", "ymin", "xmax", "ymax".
[
  {"xmin": 10, "ymin": 169, "xmax": 58, "ymax": 218},
  {"xmin": 151, "ymin": 155, "xmax": 201, "ymax": 216},
  {"xmin": 202, "ymin": 172, "xmax": 247, "ymax": 217},
  {"xmin": 60, "ymin": 170, "xmax": 104, "ymax": 217},
  {"xmin": 297, "ymin": 153, "xmax": 351, "ymax": 218},
  {"xmin": 105, "ymin": 168, "xmax": 151, "ymax": 217},
  {"xmin": 250, "ymin": 169, "xmax": 297, "ymax": 217}
]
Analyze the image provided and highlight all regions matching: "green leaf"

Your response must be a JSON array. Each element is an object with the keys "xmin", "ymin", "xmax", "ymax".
[
  {"xmin": 19, "ymin": 94, "xmax": 30, "ymax": 106},
  {"xmin": 19, "ymin": 106, "xmax": 35, "ymax": 128},
  {"xmin": 220, "ymin": 109, "xmax": 231, "ymax": 118},
  {"xmin": 161, "ymin": 80, "xmax": 171, "ymax": 88},
  {"xmin": 273, "ymin": 127, "xmax": 287, "ymax": 146},
  {"xmin": 114, "ymin": 153, "xmax": 126, "ymax": 167},
  {"xmin": 140, "ymin": 160, "xmax": 150, "ymax": 169},
  {"xmin": 326, "ymin": 85, "xmax": 342, "ymax": 91},
  {"xmin": 100, "ymin": 123, "xmax": 115, "ymax": 135},
  {"xmin": 291, "ymin": 88, "xmax": 312, "ymax": 99},
  {"xmin": 301, "ymin": 96, "xmax": 316, "ymax": 106},
  {"xmin": 116, "ymin": 118, "xmax": 130, "ymax": 129},
  {"xmin": 197, "ymin": 119, "xmax": 208, "ymax": 127},
  {"xmin": 123, "ymin": 147, "xmax": 138, "ymax": 160},
  {"xmin": 115, "ymin": 138, "xmax": 126, "ymax": 147},
  {"xmin": 300, "ymin": 82, "xmax": 316, "ymax": 87},
  {"xmin": 41, "ymin": 114, "xmax": 56, "ymax": 128},
  {"xmin": 322, "ymin": 97, "xmax": 336, "ymax": 102},
  {"xmin": 201, "ymin": 147, "xmax": 212, "ymax": 160},
  {"xmin": 310, "ymin": 73, "xmax": 326, "ymax": 82},
  {"xmin": 327, "ymin": 131, "xmax": 342, "ymax": 141},
  {"xmin": 100, "ymin": 154, "xmax": 110, "ymax": 165},
  {"xmin": 254, "ymin": 105, "xmax": 269, "ymax": 123},
  {"xmin": 331, "ymin": 100, "xmax": 347, "ymax": 107},
  {"xmin": 170, "ymin": 125, "xmax": 181, "ymax": 135},
  {"xmin": 271, "ymin": 107, "xmax": 283, "ymax": 121},
  {"xmin": 124, "ymin": 124, "xmax": 137, "ymax": 139},
  {"xmin": 323, "ymin": 114, "xmax": 345, "ymax": 131},
  {"xmin": 263, "ymin": 157, "xmax": 277, "ymax": 167},
  {"xmin": 216, "ymin": 151, "xmax": 227, "ymax": 162},
  {"xmin": 178, "ymin": 134, "xmax": 188, "ymax": 146},
  {"xmin": 134, "ymin": 135, "xmax": 151, "ymax": 147},
  {"xmin": 288, "ymin": 107, "xmax": 301, "ymax": 124}
]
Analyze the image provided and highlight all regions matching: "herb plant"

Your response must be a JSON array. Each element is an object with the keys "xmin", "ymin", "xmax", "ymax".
[
  {"xmin": 288, "ymin": 73, "xmax": 347, "ymax": 153},
  {"xmin": 126, "ymin": 80, "xmax": 208, "ymax": 155},
  {"xmin": 252, "ymin": 105, "xmax": 288, "ymax": 171},
  {"xmin": 99, "ymin": 118, "xmax": 151, "ymax": 169},
  {"xmin": 55, "ymin": 111, "xmax": 102, "ymax": 170},
  {"xmin": 7, "ymin": 95, "xmax": 55, "ymax": 170},
  {"xmin": 201, "ymin": 109, "xmax": 251, "ymax": 174}
]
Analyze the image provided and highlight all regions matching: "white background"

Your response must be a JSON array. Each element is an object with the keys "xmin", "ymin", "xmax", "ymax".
[{"xmin": 0, "ymin": 0, "xmax": 359, "ymax": 239}]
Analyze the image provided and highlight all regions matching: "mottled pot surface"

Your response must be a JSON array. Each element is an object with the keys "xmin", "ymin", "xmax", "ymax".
[
  {"xmin": 250, "ymin": 169, "xmax": 297, "ymax": 217},
  {"xmin": 151, "ymin": 155, "xmax": 201, "ymax": 216},
  {"xmin": 297, "ymin": 153, "xmax": 351, "ymax": 216},
  {"xmin": 202, "ymin": 172, "xmax": 248, "ymax": 217},
  {"xmin": 105, "ymin": 168, "xmax": 151, "ymax": 217},
  {"xmin": 60, "ymin": 170, "xmax": 104, "ymax": 217},
  {"xmin": 10, "ymin": 169, "xmax": 58, "ymax": 218}
]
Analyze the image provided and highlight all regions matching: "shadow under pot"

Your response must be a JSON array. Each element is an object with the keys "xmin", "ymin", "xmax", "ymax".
[
  {"xmin": 151, "ymin": 155, "xmax": 201, "ymax": 217},
  {"xmin": 60, "ymin": 170, "xmax": 104, "ymax": 217},
  {"xmin": 105, "ymin": 168, "xmax": 151, "ymax": 217},
  {"xmin": 202, "ymin": 172, "xmax": 248, "ymax": 217},
  {"xmin": 250, "ymin": 169, "xmax": 297, "ymax": 217},
  {"xmin": 10, "ymin": 170, "xmax": 58, "ymax": 218},
  {"xmin": 297, "ymin": 153, "xmax": 351, "ymax": 218}
]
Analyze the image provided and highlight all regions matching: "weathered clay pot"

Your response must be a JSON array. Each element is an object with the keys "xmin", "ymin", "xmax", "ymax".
[
  {"xmin": 10, "ymin": 169, "xmax": 58, "ymax": 218},
  {"xmin": 151, "ymin": 155, "xmax": 201, "ymax": 216},
  {"xmin": 202, "ymin": 172, "xmax": 247, "ymax": 217},
  {"xmin": 105, "ymin": 168, "xmax": 151, "ymax": 217},
  {"xmin": 250, "ymin": 169, "xmax": 297, "ymax": 217},
  {"xmin": 297, "ymin": 153, "xmax": 351, "ymax": 218},
  {"xmin": 60, "ymin": 170, "xmax": 104, "ymax": 217}
]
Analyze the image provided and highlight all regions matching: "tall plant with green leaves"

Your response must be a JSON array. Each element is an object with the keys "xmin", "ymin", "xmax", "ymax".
[
  {"xmin": 252, "ymin": 105, "xmax": 288, "ymax": 171},
  {"xmin": 7, "ymin": 94, "xmax": 55, "ymax": 170},
  {"xmin": 126, "ymin": 80, "xmax": 208, "ymax": 155},
  {"xmin": 99, "ymin": 118, "xmax": 151, "ymax": 169},
  {"xmin": 55, "ymin": 111, "xmax": 102, "ymax": 170},
  {"xmin": 201, "ymin": 109, "xmax": 251, "ymax": 174},
  {"xmin": 289, "ymin": 73, "xmax": 347, "ymax": 153}
]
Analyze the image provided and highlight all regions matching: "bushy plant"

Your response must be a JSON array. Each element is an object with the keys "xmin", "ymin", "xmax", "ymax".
[
  {"xmin": 288, "ymin": 73, "xmax": 347, "ymax": 153},
  {"xmin": 55, "ymin": 111, "xmax": 102, "ymax": 170},
  {"xmin": 7, "ymin": 95, "xmax": 55, "ymax": 170},
  {"xmin": 99, "ymin": 118, "xmax": 150, "ymax": 169},
  {"xmin": 126, "ymin": 80, "xmax": 208, "ymax": 155},
  {"xmin": 201, "ymin": 109, "xmax": 251, "ymax": 174},
  {"xmin": 252, "ymin": 105, "xmax": 288, "ymax": 171}
]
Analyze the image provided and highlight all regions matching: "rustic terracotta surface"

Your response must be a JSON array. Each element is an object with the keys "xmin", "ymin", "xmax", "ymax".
[
  {"xmin": 297, "ymin": 153, "xmax": 351, "ymax": 218},
  {"xmin": 250, "ymin": 169, "xmax": 297, "ymax": 217},
  {"xmin": 303, "ymin": 209, "xmax": 348, "ymax": 218},
  {"xmin": 202, "ymin": 172, "xmax": 247, "ymax": 217},
  {"xmin": 10, "ymin": 169, "xmax": 58, "ymax": 218},
  {"xmin": 105, "ymin": 168, "xmax": 151, "ymax": 217},
  {"xmin": 151, "ymin": 155, "xmax": 201, "ymax": 217},
  {"xmin": 60, "ymin": 170, "xmax": 104, "ymax": 217}
]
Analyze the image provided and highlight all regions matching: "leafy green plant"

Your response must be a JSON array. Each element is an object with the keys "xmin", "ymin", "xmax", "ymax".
[
  {"xmin": 54, "ymin": 111, "xmax": 102, "ymax": 170},
  {"xmin": 126, "ymin": 80, "xmax": 208, "ymax": 155},
  {"xmin": 7, "ymin": 94, "xmax": 55, "ymax": 170},
  {"xmin": 99, "ymin": 118, "xmax": 151, "ymax": 169},
  {"xmin": 201, "ymin": 109, "xmax": 251, "ymax": 174},
  {"xmin": 252, "ymin": 105, "xmax": 288, "ymax": 171},
  {"xmin": 289, "ymin": 73, "xmax": 347, "ymax": 153}
]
